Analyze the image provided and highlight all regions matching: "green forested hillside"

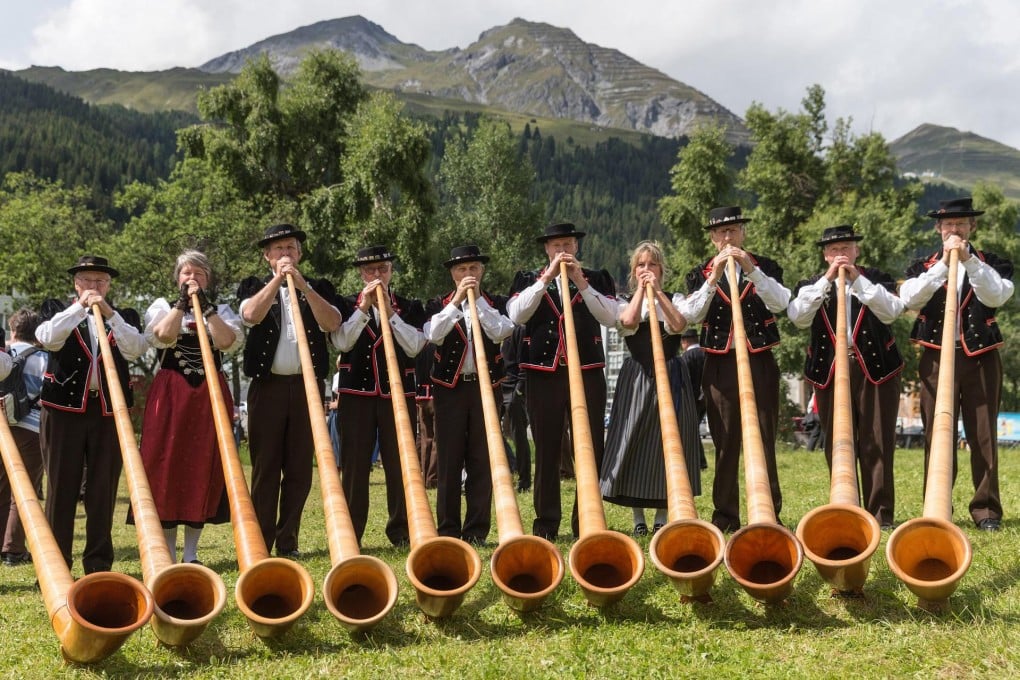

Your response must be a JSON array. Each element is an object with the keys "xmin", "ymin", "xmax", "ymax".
[{"xmin": 0, "ymin": 71, "xmax": 194, "ymax": 218}]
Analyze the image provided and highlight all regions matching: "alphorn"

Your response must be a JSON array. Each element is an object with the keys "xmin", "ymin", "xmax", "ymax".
[
  {"xmin": 466, "ymin": 288, "xmax": 564, "ymax": 612},
  {"xmin": 190, "ymin": 294, "xmax": 315, "ymax": 637},
  {"xmin": 886, "ymin": 248, "xmax": 972, "ymax": 608},
  {"xmin": 284, "ymin": 276, "xmax": 397, "ymax": 631},
  {"xmin": 721, "ymin": 257, "xmax": 804, "ymax": 604},
  {"xmin": 796, "ymin": 268, "xmax": 880, "ymax": 595},
  {"xmin": 0, "ymin": 415, "xmax": 153, "ymax": 663},
  {"xmin": 560, "ymin": 263, "xmax": 644, "ymax": 607},
  {"xmin": 643, "ymin": 284, "xmax": 725, "ymax": 601},
  {"xmin": 374, "ymin": 286, "xmax": 481, "ymax": 618},
  {"xmin": 92, "ymin": 305, "xmax": 227, "ymax": 646}
]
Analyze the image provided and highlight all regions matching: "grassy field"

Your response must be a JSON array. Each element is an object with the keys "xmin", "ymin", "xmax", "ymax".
[{"xmin": 1, "ymin": 442, "xmax": 1018, "ymax": 679}]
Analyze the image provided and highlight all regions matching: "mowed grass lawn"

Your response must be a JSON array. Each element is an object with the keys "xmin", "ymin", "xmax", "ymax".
[{"xmin": 1, "ymin": 442, "xmax": 1018, "ymax": 679}]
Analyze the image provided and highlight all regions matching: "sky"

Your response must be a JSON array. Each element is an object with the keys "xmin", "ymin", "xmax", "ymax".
[{"xmin": 2, "ymin": 0, "xmax": 1019, "ymax": 149}]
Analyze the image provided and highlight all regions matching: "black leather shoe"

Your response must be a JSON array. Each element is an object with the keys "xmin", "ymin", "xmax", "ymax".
[
  {"xmin": 632, "ymin": 523, "xmax": 649, "ymax": 537},
  {"xmin": 3, "ymin": 551, "xmax": 31, "ymax": 566},
  {"xmin": 462, "ymin": 536, "xmax": 486, "ymax": 547},
  {"xmin": 978, "ymin": 518, "xmax": 1001, "ymax": 532},
  {"xmin": 278, "ymin": 549, "xmax": 302, "ymax": 560},
  {"xmin": 652, "ymin": 523, "xmax": 664, "ymax": 534},
  {"xmin": 880, "ymin": 523, "xmax": 896, "ymax": 531}
]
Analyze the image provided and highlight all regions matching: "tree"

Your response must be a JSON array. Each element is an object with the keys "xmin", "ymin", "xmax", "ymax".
[
  {"xmin": 657, "ymin": 126, "xmax": 735, "ymax": 290},
  {"xmin": 0, "ymin": 172, "xmax": 112, "ymax": 305},
  {"xmin": 433, "ymin": 117, "xmax": 543, "ymax": 293}
]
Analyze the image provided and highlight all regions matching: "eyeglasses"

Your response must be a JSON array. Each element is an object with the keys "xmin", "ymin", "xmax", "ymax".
[
  {"xmin": 360, "ymin": 264, "xmax": 390, "ymax": 275},
  {"xmin": 75, "ymin": 276, "xmax": 111, "ymax": 286}
]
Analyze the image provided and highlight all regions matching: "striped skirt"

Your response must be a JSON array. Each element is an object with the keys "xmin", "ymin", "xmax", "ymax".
[{"xmin": 600, "ymin": 356, "xmax": 701, "ymax": 508}]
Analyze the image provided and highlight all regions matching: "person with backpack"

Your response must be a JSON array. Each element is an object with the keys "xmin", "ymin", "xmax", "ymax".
[{"xmin": 0, "ymin": 310, "xmax": 47, "ymax": 567}]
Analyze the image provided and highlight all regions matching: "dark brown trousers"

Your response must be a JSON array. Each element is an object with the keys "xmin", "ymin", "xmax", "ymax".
[
  {"xmin": 703, "ymin": 350, "xmax": 782, "ymax": 530},
  {"xmin": 919, "ymin": 347, "xmax": 1003, "ymax": 524},
  {"xmin": 40, "ymin": 400, "xmax": 122, "ymax": 574},
  {"xmin": 339, "ymin": 393, "xmax": 411, "ymax": 546},
  {"xmin": 434, "ymin": 380, "xmax": 492, "ymax": 542},
  {"xmin": 248, "ymin": 374, "xmax": 314, "ymax": 554},
  {"xmin": 815, "ymin": 361, "xmax": 900, "ymax": 525},
  {"xmin": 1, "ymin": 426, "xmax": 44, "ymax": 554},
  {"xmin": 525, "ymin": 366, "xmax": 606, "ymax": 539}
]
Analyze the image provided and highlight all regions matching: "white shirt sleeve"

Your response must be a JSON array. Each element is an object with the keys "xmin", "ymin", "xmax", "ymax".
[
  {"xmin": 506, "ymin": 279, "xmax": 546, "ymax": 324},
  {"xmin": 747, "ymin": 267, "xmax": 791, "ymax": 313},
  {"xmin": 787, "ymin": 279, "xmax": 829, "ymax": 329},
  {"xmin": 852, "ymin": 274, "xmax": 905, "ymax": 325}
]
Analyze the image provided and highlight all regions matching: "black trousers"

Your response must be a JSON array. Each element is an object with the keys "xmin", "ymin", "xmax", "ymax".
[
  {"xmin": 339, "ymin": 393, "xmax": 412, "ymax": 546},
  {"xmin": 40, "ymin": 400, "xmax": 122, "ymax": 574},
  {"xmin": 248, "ymin": 374, "xmax": 314, "ymax": 554},
  {"xmin": 434, "ymin": 380, "xmax": 492, "ymax": 541},
  {"xmin": 525, "ymin": 366, "xmax": 606, "ymax": 539},
  {"xmin": 919, "ymin": 347, "xmax": 1003, "ymax": 524},
  {"xmin": 1, "ymin": 426, "xmax": 44, "ymax": 554},
  {"xmin": 703, "ymin": 350, "xmax": 782, "ymax": 530},
  {"xmin": 815, "ymin": 361, "xmax": 900, "ymax": 525}
]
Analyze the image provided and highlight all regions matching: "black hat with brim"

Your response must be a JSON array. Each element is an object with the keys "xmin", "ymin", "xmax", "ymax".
[
  {"xmin": 444, "ymin": 245, "xmax": 490, "ymax": 268},
  {"xmin": 815, "ymin": 224, "xmax": 864, "ymax": 247},
  {"xmin": 704, "ymin": 206, "xmax": 751, "ymax": 230},
  {"xmin": 257, "ymin": 223, "xmax": 307, "ymax": 248},
  {"xmin": 352, "ymin": 245, "xmax": 396, "ymax": 266},
  {"xmin": 536, "ymin": 222, "xmax": 586, "ymax": 243},
  {"xmin": 926, "ymin": 197, "xmax": 984, "ymax": 219},
  {"xmin": 67, "ymin": 255, "xmax": 119, "ymax": 278}
]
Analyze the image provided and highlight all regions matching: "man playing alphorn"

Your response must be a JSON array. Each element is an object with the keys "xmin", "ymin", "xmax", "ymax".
[{"xmin": 788, "ymin": 224, "xmax": 904, "ymax": 529}]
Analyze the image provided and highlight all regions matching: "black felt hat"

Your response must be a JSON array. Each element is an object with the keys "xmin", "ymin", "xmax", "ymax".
[
  {"xmin": 815, "ymin": 224, "xmax": 864, "ymax": 247},
  {"xmin": 443, "ymin": 245, "xmax": 490, "ymax": 268},
  {"xmin": 704, "ymin": 206, "xmax": 751, "ymax": 230},
  {"xmin": 926, "ymin": 197, "xmax": 984, "ymax": 219},
  {"xmin": 535, "ymin": 222, "xmax": 586, "ymax": 243},
  {"xmin": 680, "ymin": 327, "xmax": 699, "ymax": 339},
  {"xmin": 256, "ymin": 223, "xmax": 307, "ymax": 248},
  {"xmin": 67, "ymin": 255, "xmax": 119, "ymax": 278},
  {"xmin": 352, "ymin": 245, "xmax": 396, "ymax": 266}
]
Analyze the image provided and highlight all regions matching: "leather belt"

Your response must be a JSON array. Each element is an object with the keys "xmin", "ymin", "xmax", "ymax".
[{"xmin": 460, "ymin": 373, "xmax": 479, "ymax": 382}]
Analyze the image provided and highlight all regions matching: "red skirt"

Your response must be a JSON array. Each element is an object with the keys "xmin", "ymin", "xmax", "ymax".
[{"xmin": 138, "ymin": 368, "xmax": 231, "ymax": 526}]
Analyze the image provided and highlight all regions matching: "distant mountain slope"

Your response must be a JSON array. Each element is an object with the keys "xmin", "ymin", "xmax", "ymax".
[
  {"xmin": 364, "ymin": 18, "xmax": 747, "ymax": 144},
  {"xmin": 890, "ymin": 123, "xmax": 1020, "ymax": 200},
  {"xmin": 12, "ymin": 66, "xmax": 230, "ymax": 116},
  {"xmin": 200, "ymin": 15, "xmax": 441, "ymax": 75}
]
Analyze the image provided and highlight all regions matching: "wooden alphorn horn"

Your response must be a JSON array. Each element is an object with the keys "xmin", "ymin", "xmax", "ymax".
[
  {"xmin": 795, "ymin": 269, "xmax": 881, "ymax": 595},
  {"xmin": 0, "ymin": 414, "xmax": 153, "ymax": 663},
  {"xmin": 886, "ymin": 248, "xmax": 972, "ymax": 608},
  {"xmin": 643, "ymin": 284, "xmax": 725, "ymax": 601},
  {"xmin": 560, "ymin": 263, "xmax": 644, "ymax": 607},
  {"xmin": 466, "ymin": 288, "xmax": 564, "ymax": 612},
  {"xmin": 189, "ymin": 294, "xmax": 314, "ymax": 638},
  {"xmin": 720, "ymin": 257, "xmax": 804, "ymax": 604},
  {"xmin": 374, "ymin": 286, "xmax": 481, "ymax": 618},
  {"xmin": 284, "ymin": 276, "xmax": 397, "ymax": 631},
  {"xmin": 91, "ymin": 305, "xmax": 228, "ymax": 646}
]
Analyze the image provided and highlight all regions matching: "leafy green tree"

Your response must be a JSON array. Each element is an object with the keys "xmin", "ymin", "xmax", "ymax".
[
  {"xmin": 657, "ymin": 126, "xmax": 735, "ymax": 290},
  {"xmin": 432, "ymin": 117, "xmax": 543, "ymax": 294},
  {"xmin": 0, "ymin": 172, "xmax": 112, "ymax": 305}
]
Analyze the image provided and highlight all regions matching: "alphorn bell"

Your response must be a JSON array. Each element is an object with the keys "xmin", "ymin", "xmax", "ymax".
[
  {"xmin": 643, "ymin": 284, "xmax": 725, "ymax": 601},
  {"xmin": 92, "ymin": 305, "xmax": 227, "ymax": 646},
  {"xmin": 284, "ymin": 276, "xmax": 397, "ymax": 631},
  {"xmin": 560, "ymin": 263, "xmax": 644, "ymax": 607},
  {"xmin": 466, "ymin": 288, "xmax": 564, "ymax": 612},
  {"xmin": 795, "ymin": 269, "xmax": 881, "ymax": 595},
  {"xmin": 0, "ymin": 416, "xmax": 153, "ymax": 663},
  {"xmin": 374, "ymin": 286, "xmax": 481, "ymax": 618},
  {"xmin": 721, "ymin": 257, "xmax": 804, "ymax": 604},
  {"xmin": 190, "ymin": 294, "xmax": 315, "ymax": 638},
  {"xmin": 886, "ymin": 248, "xmax": 972, "ymax": 608}
]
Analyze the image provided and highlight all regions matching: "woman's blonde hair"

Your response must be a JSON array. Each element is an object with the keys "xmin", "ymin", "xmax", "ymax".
[{"xmin": 626, "ymin": 240, "xmax": 667, "ymax": 292}]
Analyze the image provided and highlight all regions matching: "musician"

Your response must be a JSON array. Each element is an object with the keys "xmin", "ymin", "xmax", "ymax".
[
  {"xmin": 599, "ymin": 241, "xmax": 701, "ymax": 537},
  {"xmin": 238, "ymin": 224, "xmax": 342, "ymax": 558},
  {"xmin": 899, "ymin": 197, "xmax": 1015, "ymax": 532},
  {"xmin": 35, "ymin": 255, "xmax": 146, "ymax": 573},
  {"xmin": 423, "ymin": 246, "xmax": 514, "ymax": 545},
  {"xmin": 334, "ymin": 245, "xmax": 426, "ymax": 547},
  {"xmin": 134, "ymin": 250, "xmax": 244, "ymax": 564},
  {"xmin": 787, "ymin": 225, "xmax": 904, "ymax": 529},
  {"xmin": 507, "ymin": 222, "xmax": 617, "ymax": 541},
  {"xmin": 684, "ymin": 206, "xmax": 790, "ymax": 533}
]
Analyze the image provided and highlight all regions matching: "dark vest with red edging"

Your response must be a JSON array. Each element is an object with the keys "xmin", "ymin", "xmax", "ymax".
[
  {"xmin": 424, "ymin": 290, "xmax": 508, "ymax": 388},
  {"xmin": 336, "ymin": 290, "xmax": 425, "ymax": 397}
]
